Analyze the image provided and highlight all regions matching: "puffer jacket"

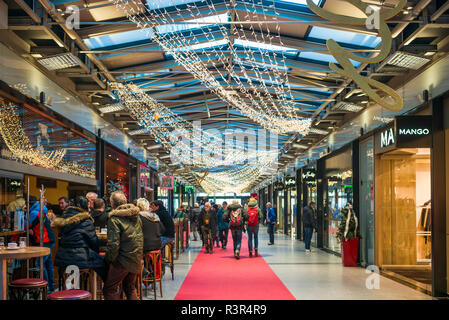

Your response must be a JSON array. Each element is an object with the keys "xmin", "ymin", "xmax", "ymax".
[
  {"xmin": 245, "ymin": 200, "xmax": 263, "ymax": 225},
  {"xmin": 139, "ymin": 211, "xmax": 165, "ymax": 252},
  {"xmin": 223, "ymin": 203, "xmax": 248, "ymax": 230},
  {"xmin": 155, "ymin": 206, "xmax": 175, "ymax": 238},
  {"xmin": 54, "ymin": 206, "xmax": 104, "ymax": 269},
  {"xmin": 216, "ymin": 207, "xmax": 228, "ymax": 231},
  {"xmin": 105, "ymin": 204, "xmax": 143, "ymax": 274}
]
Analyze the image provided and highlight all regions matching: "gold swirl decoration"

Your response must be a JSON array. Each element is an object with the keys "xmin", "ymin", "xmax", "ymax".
[{"xmin": 306, "ymin": 0, "xmax": 407, "ymax": 111}]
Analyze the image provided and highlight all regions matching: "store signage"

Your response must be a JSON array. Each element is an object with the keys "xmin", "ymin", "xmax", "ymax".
[
  {"xmin": 302, "ymin": 169, "xmax": 316, "ymax": 181},
  {"xmin": 284, "ymin": 177, "xmax": 296, "ymax": 188},
  {"xmin": 273, "ymin": 181, "xmax": 284, "ymax": 191},
  {"xmin": 160, "ymin": 176, "xmax": 174, "ymax": 190},
  {"xmin": 375, "ymin": 115, "xmax": 432, "ymax": 154},
  {"xmin": 185, "ymin": 186, "xmax": 194, "ymax": 193},
  {"xmin": 139, "ymin": 164, "xmax": 150, "ymax": 188},
  {"xmin": 380, "ymin": 128, "xmax": 395, "ymax": 148}
]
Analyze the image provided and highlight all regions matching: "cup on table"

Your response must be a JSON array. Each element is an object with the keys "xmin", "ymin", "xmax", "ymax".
[
  {"xmin": 8, "ymin": 242, "xmax": 18, "ymax": 248},
  {"xmin": 19, "ymin": 237, "xmax": 26, "ymax": 248},
  {"xmin": 101, "ymin": 228, "xmax": 107, "ymax": 234}
]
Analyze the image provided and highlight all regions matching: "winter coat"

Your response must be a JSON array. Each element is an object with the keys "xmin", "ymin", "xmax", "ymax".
[
  {"xmin": 199, "ymin": 208, "xmax": 217, "ymax": 234},
  {"xmin": 244, "ymin": 200, "xmax": 263, "ymax": 225},
  {"xmin": 266, "ymin": 207, "xmax": 276, "ymax": 225},
  {"xmin": 302, "ymin": 205, "xmax": 316, "ymax": 228},
  {"xmin": 54, "ymin": 206, "xmax": 104, "ymax": 269},
  {"xmin": 105, "ymin": 204, "xmax": 143, "ymax": 274},
  {"xmin": 139, "ymin": 211, "xmax": 165, "ymax": 252},
  {"xmin": 175, "ymin": 208, "xmax": 186, "ymax": 219},
  {"xmin": 190, "ymin": 207, "xmax": 201, "ymax": 223},
  {"xmin": 216, "ymin": 207, "xmax": 228, "ymax": 231},
  {"xmin": 155, "ymin": 206, "xmax": 175, "ymax": 238},
  {"xmin": 224, "ymin": 203, "xmax": 248, "ymax": 231},
  {"xmin": 27, "ymin": 202, "xmax": 55, "ymax": 245},
  {"xmin": 90, "ymin": 209, "xmax": 109, "ymax": 229}
]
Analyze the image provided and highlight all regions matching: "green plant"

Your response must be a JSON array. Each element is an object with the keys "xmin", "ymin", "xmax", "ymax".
[{"xmin": 336, "ymin": 205, "xmax": 360, "ymax": 242}]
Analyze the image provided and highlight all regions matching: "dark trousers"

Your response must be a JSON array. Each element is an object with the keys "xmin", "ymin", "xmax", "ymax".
[
  {"xmin": 247, "ymin": 225, "xmax": 259, "ymax": 252},
  {"xmin": 304, "ymin": 227, "xmax": 314, "ymax": 250},
  {"xmin": 219, "ymin": 227, "xmax": 229, "ymax": 247},
  {"xmin": 103, "ymin": 261, "xmax": 138, "ymax": 300},
  {"xmin": 267, "ymin": 223, "xmax": 275, "ymax": 244},
  {"xmin": 42, "ymin": 243, "xmax": 55, "ymax": 291},
  {"xmin": 230, "ymin": 229, "xmax": 242, "ymax": 252}
]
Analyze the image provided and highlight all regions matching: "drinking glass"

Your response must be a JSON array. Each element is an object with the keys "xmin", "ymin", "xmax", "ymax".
[
  {"xmin": 19, "ymin": 237, "xmax": 26, "ymax": 248},
  {"xmin": 0, "ymin": 237, "xmax": 4, "ymax": 250},
  {"xmin": 95, "ymin": 227, "xmax": 101, "ymax": 234}
]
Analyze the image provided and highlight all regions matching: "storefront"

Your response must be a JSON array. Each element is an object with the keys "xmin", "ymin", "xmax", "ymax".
[
  {"xmin": 374, "ymin": 114, "xmax": 433, "ymax": 293},
  {"xmin": 273, "ymin": 180, "xmax": 284, "ymax": 233},
  {"xmin": 321, "ymin": 146, "xmax": 354, "ymax": 255},
  {"xmin": 284, "ymin": 176, "xmax": 297, "ymax": 237}
]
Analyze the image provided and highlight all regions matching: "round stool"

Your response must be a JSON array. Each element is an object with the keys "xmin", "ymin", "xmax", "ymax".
[
  {"xmin": 48, "ymin": 289, "xmax": 91, "ymax": 300},
  {"xmin": 143, "ymin": 250, "xmax": 163, "ymax": 300},
  {"xmin": 9, "ymin": 278, "xmax": 48, "ymax": 300}
]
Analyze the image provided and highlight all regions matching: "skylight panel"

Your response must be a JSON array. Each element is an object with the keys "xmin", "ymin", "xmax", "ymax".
[
  {"xmin": 234, "ymin": 39, "xmax": 298, "ymax": 55},
  {"xmin": 299, "ymin": 51, "xmax": 362, "ymax": 68},
  {"xmin": 167, "ymin": 39, "xmax": 228, "ymax": 54},
  {"xmin": 308, "ymin": 26, "xmax": 381, "ymax": 48},
  {"xmin": 276, "ymin": 0, "xmax": 321, "ymax": 6},
  {"xmin": 234, "ymin": 58, "xmax": 290, "ymax": 72},
  {"xmin": 146, "ymin": 0, "xmax": 198, "ymax": 10},
  {"xmin": 84, "ymin": 28, "xmax": 154, "ymax": 49},
  {"xmin": 156, "ymin": 13, "xmax": 229, "ymax": 34}
]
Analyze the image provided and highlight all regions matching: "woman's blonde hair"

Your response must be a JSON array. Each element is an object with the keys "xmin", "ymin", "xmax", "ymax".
[{"xmin": 136, "ymin": 198, "xmax": 150, "ymax": 211}]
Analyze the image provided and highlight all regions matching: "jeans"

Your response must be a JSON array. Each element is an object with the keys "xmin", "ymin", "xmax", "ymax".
[
  {"xmin": 161, "ymin": 236, "xmax": 174, "ymax": 248},
  {"xmin": 304, "ymin": 227, "xmax": 314, "ymax": 250},
  {"xmin": 267, "ymin": 223, "xmax": 275, "ymax": 244},
  {"xmin": 247, "ymin": 225, "xmax": 259, "ymax": 252},
  {"xmin": 230, "ymin": 229, "xmax": 242, "ymax": 252},
  {"xmin": 37, "ymin": 243, "xmax": 55, "ymax": 291},
  {"xmin": 216, "ymin": 228, "xmax": 220, "ymax": 246},
  {"xmin": 219, "ymin": 227, "xmax": 229, "ymax": 247},
  {"xmin": 103, "ymin": 260, "xmax": 138, "ymax": 300}
]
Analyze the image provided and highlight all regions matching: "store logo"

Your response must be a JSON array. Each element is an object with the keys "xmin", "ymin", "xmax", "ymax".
[
  {"xmin": 285, "ymin": 178, "xmax": 296, "ymax": 187},
  {"xmin": 398, "ymin": 128, "xmax": 430, "ymax": 135},
  {"xmin": 302, "ymin": 171, "xmax": 316, "ymax": 179},
  {"xmin": 380, "ymin": 128, "xmax": 395, "ymax": 148}
]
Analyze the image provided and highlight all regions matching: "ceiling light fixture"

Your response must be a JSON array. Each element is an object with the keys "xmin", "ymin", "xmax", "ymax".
[
  {"xmin": 98, "ymin": 103, "xmax": 125, "ymax": 113},
  {"xmin": 128, "ymin": 128, "xmax": 149, "ymax": 136},
  {"xmin": 332, "ymin": 102, "xmax": 364, "ymax": 112},
  {"xmin": 37, "ymin": 53, "xmax": 80, "ymax": 71},
  {"xmin": 386, "ymin": 51, "xmax": 431, "ymax": 70}
]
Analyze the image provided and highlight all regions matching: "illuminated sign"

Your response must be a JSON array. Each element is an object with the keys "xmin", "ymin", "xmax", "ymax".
[
  {"xmin": 284, "ymin": 177, "xmax": 296, "ymax": 188},
  {"xmin": 160, "ymin": 176, "xmax": 174, "ymax": 190},
  {"xmin": 380, "ymin": 128, "xmax": 395, "ymax": 148},
  {"xmin": 302, "ymin": 169, "xmax": 316, "ymax": 181}
]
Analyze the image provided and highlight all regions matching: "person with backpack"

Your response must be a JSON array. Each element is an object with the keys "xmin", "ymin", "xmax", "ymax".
[
  {"xmin": 25, "ymin": 196, "xmax": 56, "ymax": 293},
  {"xmin": 245, "ymin": 197, "xmax": 263, "ymax": 257},
  {"xmin": 223, "ymin": 200, "xmax": 248, "ymax": 260}
]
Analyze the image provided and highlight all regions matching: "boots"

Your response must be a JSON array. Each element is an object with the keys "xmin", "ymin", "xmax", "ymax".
[
  {"xmin": 235, "ymin": 250, "xmax": 240, "ymax": 260},
  {"xmin": 255, "ymin": 249, "xmax": 258, "ymax": 257},
  {"xmin": 249, "ymin": 251, "xmax": 253, "ymax": 258}
]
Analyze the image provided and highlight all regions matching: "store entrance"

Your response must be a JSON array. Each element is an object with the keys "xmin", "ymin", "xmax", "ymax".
[{"xmin": 375, "ymin": 148, "xmax": 431, "ymax": 292}]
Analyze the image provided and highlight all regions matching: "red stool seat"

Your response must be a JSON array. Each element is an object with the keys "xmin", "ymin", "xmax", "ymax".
[
  {"xmin": 48, "ymin": 290, "xmax": 91, "ymax": 300},
  {"xmin": 10, "ymin": 278, "xmax": 47, "ymax": 286}
]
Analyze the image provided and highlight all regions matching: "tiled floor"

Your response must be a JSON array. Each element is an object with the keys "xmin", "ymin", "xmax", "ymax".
[{"xmin": 145, "ymin": 231, "xmax": 432, "ymax": 300}]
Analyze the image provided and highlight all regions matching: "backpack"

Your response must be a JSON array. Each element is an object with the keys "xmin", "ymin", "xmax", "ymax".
[
  {"xmin": 247, "ymin": 206, "xmax": 259, "ymax": 226},
  {"xmin": 230, "ymin": 208, "xmax": 241, "ymax": 227}
]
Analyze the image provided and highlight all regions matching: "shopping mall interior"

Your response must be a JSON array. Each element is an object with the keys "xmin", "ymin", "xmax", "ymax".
[{"xmin": 1, "ymin": 0, "xmax": 449, "ymax": 303}]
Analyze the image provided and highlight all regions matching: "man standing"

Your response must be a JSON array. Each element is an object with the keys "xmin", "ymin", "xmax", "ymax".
[
  {"xmin": 199, "ymin": 202, "xmax": 217, "ymax": 253},
  {"xmin": 217, "ymin": 201, "xmax": 229, "ymax": 249},
  {"xmin": 265, "ymin": 202, "xmax": 276, "ymax": 245},
  {"xmin": 246, "ymin": 198, "xmax": 263, "ymax": 257},
  {"xmin": 103, "ymin": 191, "xmax": 143, "ymax": 300},
  {"xmin": 86, "ymin": 192, "xmax": 98, "ymax": 212},
  {"xmin": 302, "ymin": 202, "xmax": 317, "ymax": 253},
  {"xmin": 150, "ymin": 200, "xmax": 175, "ymax": 247},
  {"xmin": 58, "ymin": 196, "xmax": 69, "ymax": 215},
  {"xmin": 190, "ymin": 203, "xmax": 201, "ymax": 241}
]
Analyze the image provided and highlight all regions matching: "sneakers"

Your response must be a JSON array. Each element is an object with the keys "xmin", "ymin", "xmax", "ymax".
[
  {"xmin": 249, "ymin": 251, "xmax": 253, "ymax": 258},
  {"xmin": 235, "ymin": 251, "xmax": 240, "ymax": 259},
  {"xmin": 267, "ymin": 242, "xmax": 274, "ymax": 245},
  {"xmin": 255, "ymin": 249, "xmax": 259, "ymax": 257},
  {"xmin": 305, "ymin": 249, "xmax": 312, "ymax": 253}
]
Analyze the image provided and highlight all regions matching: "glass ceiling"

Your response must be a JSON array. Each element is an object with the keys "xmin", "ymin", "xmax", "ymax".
[
  {"xmin": 234, "ymin": 39, "xmax": 298, "ymax": 56},
  {"xmin": 299, "ymin": 51, "xmax": 362, "ymax": 68},
  {"xmin": 307, "ymin": 26, "xmax": 381, "ymax": 49}
]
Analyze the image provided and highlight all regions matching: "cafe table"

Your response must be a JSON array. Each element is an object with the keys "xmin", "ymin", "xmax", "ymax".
[{"xmin": 0, "ymin": 246, "xmax": 50, "ymax": 300}]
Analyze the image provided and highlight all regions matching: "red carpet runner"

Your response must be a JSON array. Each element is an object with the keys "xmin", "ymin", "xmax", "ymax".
[{"xmin": 175, "ymin": 232, "xmax": 295, "ymax": 300}]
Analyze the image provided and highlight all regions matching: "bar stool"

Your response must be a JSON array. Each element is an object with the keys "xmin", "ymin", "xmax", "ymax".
[
  {"xmin": 8, "ymin": 278, "xmax": 48, "ymax": 300},
  {"xmin": 142, "ymin": 250, "xmax": 163, "ymax": 300},
  {"xmin": 48, "ymin": 290, "xmax": 91, "ymax": 300},
  {"xmin": 59, "ymin": 267, "xmax": 96, "ymax": 298},
  {"xmin": 162, "ymin": 240, "xmax": 175, "ymax": 280}
]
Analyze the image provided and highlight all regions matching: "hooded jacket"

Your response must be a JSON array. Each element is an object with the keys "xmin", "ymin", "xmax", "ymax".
[
  {"xmin": 27, "ymin": 202, "xmax": 55, "ymax": 245},
  {"xmin": 105, "ymin": 204, "xmax": 143, "ymax": 274},
  {"xmin": 139, "ymin": 211, "xmax": 165, "ymax": 252},
  {"xmin": 54, "ymin": 206, "xmax": 104, "ymax": 269},
  {"xmin": 216, "ymin": 207, "xmax": 228, "ymax": 231},
  {"xmin": 155, "ymin": 206, "xmax": 175, "ymax": 238},
  {"xmin": 223, "ymin": 203, "xmax": 248, "ymax": 230},
  {"xmin": 302, "ymin": 205, "xmax": 316, "ymax": 228},
  {"xmin": 245, "ymin": 200, "xmax": 263, "ymax": 225}
]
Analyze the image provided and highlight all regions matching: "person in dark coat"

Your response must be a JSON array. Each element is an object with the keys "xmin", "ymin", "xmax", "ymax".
[
  {"xmin": 198, "ymin": 202, "xmax": 218, "ymax": 253},
  {"xmin": 90, "ymin": 198, "xmax": 108, "ymax": 228},
  {"xmin": 190, "ymin": 203, "xmax": 201, "ymax": 241},
  {"xmin": 150, "ymin": 200, "xmax": 175, "ymax": 248},
  {"xmin": 302, "ymin": 201, "xmax": 317, "ymax": 253},
  {"xmin": 54, "ymin": 196, "xmax": 106, "ymax": 281},
  {"xmin": 136, "ymin": 198, "xmax": 165, "ymax": 252},
  {"xmin": 224, "ymin": 200, "xmax": 248, "ymax": 259},
  {"xmin": 217, "ymin": 202, "xmax": 229, "ymax": 249}
]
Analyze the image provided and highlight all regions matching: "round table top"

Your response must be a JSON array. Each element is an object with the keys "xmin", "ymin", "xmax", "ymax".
[
  {"xmin": 0, "ymin": 246, "xmax": 50, "ymax": 260},
  {"xmin": 96, "ymin": 233, "xmax": 107, "ymax": 240}
]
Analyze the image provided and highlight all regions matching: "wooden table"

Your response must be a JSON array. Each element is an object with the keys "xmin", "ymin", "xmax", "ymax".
[
  {"xmin": 0, "ymin": 230, "xmax": 26, "ymax": 238},
  {"xmin": 96, "ymin": 233, "xmax": 107, "ymax": 241},
  {"xmin": 0, "ymin": 246, "xmax": 50, "ymax": 300}
]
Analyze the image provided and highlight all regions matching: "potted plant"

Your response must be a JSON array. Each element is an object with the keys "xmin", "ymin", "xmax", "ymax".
[{"xmin": 336, "ymin": 202, "xmax": 360, "ymax": 267}]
